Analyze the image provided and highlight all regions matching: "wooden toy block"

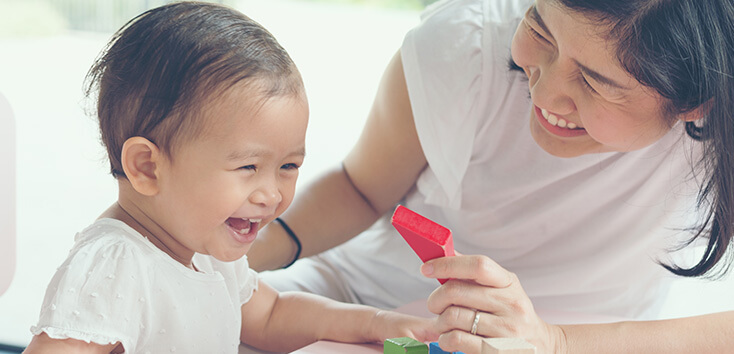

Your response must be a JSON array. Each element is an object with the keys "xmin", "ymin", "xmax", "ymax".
[
  {"xmin": 384, "ymin": 337, "xmax": 429, "ymax": 354},
  {"xmin": 391, "ymin": 205, "xmax": 455, "ymax": 284},
  {"xmin": 429, "ymin": 341, "xmax": 465, "ymax": 354},
  {"xmin": 481, "ymin": 338, "xmax": 536, "ymax": 354}
]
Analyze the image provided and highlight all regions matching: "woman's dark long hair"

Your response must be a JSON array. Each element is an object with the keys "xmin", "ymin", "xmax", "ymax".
[{"xmin": 557, "ymin": 0, "xmax": 734, "ymax": 277}]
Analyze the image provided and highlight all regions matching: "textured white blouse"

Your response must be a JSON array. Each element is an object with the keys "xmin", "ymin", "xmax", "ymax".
[{"xmin": 31, "ymin": 218, "xmax": 258, "ymax": 353}]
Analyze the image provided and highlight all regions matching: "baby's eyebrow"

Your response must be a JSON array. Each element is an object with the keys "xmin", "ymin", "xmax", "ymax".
[
  {"xmin": 227, "ymin": 148, "xmax": 265, "ymax": 161},
  {"xmin": 226, "ymin": 147, "xmax": 306, "ymax": 161}
]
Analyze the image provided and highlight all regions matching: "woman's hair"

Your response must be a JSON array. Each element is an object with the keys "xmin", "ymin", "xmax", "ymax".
[
  {"xmin": 85, "ymin": 1, "xmax": 303, "ymax": 178},
  {"xmin": 555, "ymin": 0, "xmax": 734, "ymax": 277}
]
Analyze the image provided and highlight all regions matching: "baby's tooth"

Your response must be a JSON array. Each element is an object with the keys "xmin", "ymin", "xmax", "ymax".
[
  {"xmin": 567, "ymin": 122, "xmax": 577, "ymax": 129},
  {"xmin": 557, "ymin": 118, "xmax": 567, "ymax": 128},
  {"xmin": 547, "ymin": 114, "xmax": 558, "ymax": 126},
  {"xmin": 541, "ymin": 108, "xmax": 549, "ymax": 118}
]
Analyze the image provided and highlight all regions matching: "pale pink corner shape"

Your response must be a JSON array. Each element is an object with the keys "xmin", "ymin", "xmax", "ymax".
[{"xmin": 0, "ymin": 91, "xmax": 16, "ymax": 297}]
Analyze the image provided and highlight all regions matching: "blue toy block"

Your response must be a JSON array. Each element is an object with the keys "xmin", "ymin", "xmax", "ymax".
[{"xmin": 429, "ymin": 341, "xmax": 465, "ymax": 354}]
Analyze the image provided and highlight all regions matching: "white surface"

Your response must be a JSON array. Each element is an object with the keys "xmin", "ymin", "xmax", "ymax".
[
  {"xmin": 0, "ymin": 0, "xmax": 733, "ymax": 349},
  {"xmin": 0, "ymin": 91, "xmax": 16, "ymax": 297}
]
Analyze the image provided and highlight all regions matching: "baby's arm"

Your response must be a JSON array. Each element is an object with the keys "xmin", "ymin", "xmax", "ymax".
[
  {"xmin": 239, "ymin": 281, "xmax": 439, "ymax": 352},
  {"xmin": 23, "ymin": 333, "xmax": 122, "ymax": 354}
]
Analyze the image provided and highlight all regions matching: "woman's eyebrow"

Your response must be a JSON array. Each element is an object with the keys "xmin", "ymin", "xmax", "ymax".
[
  {"xmin": 528, "ymin": 5, "xmax": 553, "ymax": 39},
  {"xmin": 529, "ymin": 3, "xmax": 630, "ymax": 91},
  {"xmin": 575, "ymin": 60, "xmax": 629, "ymax": 90}
]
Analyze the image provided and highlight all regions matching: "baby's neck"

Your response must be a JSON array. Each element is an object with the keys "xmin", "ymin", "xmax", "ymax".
[{"xmin": 99, "ymin": 200, "xmax": 196, "ymax": 270}]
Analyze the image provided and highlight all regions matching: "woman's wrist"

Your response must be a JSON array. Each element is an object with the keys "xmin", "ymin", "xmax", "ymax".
[
  {"xmin": 552, "ymin": 324, "xmax": 570, "ymax": 354},
  {"xmin": 274, "ymin": 217, "xmax": 302, "ymax": 269},
  {"xmin": 248, "ymin": 221, "xmax": 298, "ymax": 271}
]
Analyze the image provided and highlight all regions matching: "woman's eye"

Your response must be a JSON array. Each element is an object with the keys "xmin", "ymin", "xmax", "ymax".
[
  {"xmin": 578, "ymin": 73, "xmax": 598, "ymax": 94},
  {"xmin": 239, "ymin": 165, "xmax": 256, "ymax": 171},
  {"xmin": 525, "ymin": 21, "xmax": 548, "ymax": 43}
]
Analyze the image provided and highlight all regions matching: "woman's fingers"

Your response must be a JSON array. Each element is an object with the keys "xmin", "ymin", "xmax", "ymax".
[
  {"xmin": 428, "ymin": 279, "xmax": 532, "ymax": 316},
  {"xmin": 421, "ymin": 254, "xmax": 514, "ymax": 288},
  {"xmin": 426, "ymin": 280, "xmax": 499, "ymax": 315},
  {"xmin": 434, "ymin": 305, "xmax": 536, "ymax": 338},
  {"xmin": 421, "ymin": 254, "xmax": 559, "ymax": 353},
  {"xmin": 436, "ymin": 329, "xmax": 483, "ymax": 354}
]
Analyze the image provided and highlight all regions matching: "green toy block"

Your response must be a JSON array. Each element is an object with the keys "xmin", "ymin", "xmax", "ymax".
[{"xmin": 384, "ymin": 337, "xmax": 429, "ymax": 354}]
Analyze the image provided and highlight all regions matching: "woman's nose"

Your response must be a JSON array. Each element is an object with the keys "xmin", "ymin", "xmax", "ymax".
[{"xmin": 529, "ymin": 62, "xmax": 576, "ymax": 114}]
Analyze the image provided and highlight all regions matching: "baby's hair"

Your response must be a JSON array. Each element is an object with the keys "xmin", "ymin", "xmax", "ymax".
[
  {"xmin": 85, "ymin": 1, "xmax": 303, "ymax": 178},
  {"xmin": 555, "ymin": 0, "xmax": 734, "ymax": 277}
]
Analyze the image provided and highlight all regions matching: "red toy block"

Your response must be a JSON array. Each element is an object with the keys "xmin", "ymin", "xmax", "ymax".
[{"xmin": 391, "ymin": 205, "xmax": 455, "ymax": 284}]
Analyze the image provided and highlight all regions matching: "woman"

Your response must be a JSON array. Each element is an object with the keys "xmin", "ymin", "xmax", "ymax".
[{"xmin": 249, "ymin": 0, "xmax": 734, "ymax": 352}]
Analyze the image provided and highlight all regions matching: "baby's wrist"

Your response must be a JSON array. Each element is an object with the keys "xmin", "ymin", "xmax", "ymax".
[{"xmin": 366, "ymin": 309, "xmax": 387, "ymax": 342}]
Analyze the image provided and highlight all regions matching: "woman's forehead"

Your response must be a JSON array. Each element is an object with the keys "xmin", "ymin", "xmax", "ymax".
[{"xmin": 536, "ymin": 0, "xmax": 635, "ymax": 88}]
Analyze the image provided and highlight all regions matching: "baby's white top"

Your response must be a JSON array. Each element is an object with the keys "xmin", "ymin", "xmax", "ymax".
[{"xmin": 31, "ymin": 218, "xmax": 258, "ymax": 354}]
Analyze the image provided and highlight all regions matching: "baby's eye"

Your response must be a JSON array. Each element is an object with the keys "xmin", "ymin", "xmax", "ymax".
[
  {"xmin": 281, "ymin": 163, "xmax": 300, "ymax": 170},
  {"xmin": 239, "ymin": 165, "xmax": 256, "ymax": 171}
]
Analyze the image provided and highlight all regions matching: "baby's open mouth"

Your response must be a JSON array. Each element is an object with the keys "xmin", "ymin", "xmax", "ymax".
[{"xmin": 226, "ymin": 218, "xmax": 261, "ymax": 235}]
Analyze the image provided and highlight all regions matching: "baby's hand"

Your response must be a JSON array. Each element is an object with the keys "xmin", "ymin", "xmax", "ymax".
[{"xmin": 368, "ymin": 310, "xmax": 441, "ymax": 344}]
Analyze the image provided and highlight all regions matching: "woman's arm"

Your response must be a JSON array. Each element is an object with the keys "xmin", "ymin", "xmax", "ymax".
[
  {"xmin": 239, "ymin": 280, "xmax": 440, "ymax": 352},
  {"xmin": 561, "ymin": 312, "xmax": 734, "ymax": 353},
  {"xmin": 247, "ymin": 50, "xmax": 428, "ymax": 271},
  {"xmin": 421, "ymin": 254, "xmax": 734, "ymax": 354},
  {"xmin": 23, "ymin": 333, "xmax": 121, "ymax": 354}
]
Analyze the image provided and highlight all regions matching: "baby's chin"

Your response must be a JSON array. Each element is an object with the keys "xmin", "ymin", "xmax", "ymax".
[{"xmin": 211, "ymin": 248, "xmax": 251, "ymax": 263}]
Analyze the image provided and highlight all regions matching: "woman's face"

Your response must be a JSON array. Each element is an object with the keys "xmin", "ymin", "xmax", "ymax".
[{"xmin": 511, "ymin": 0, "xmax": 677, "ymax": 157}]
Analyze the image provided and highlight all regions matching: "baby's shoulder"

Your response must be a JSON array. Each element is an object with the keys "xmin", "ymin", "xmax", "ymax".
[{"xmin": 61, "ymin": 219, "xmax": 160, "ymax": 279}]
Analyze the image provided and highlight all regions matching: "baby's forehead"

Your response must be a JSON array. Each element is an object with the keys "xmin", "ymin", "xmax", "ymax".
[{"xmin": 189, "ymin": 85, "xmax": 303, "ymax": 135}]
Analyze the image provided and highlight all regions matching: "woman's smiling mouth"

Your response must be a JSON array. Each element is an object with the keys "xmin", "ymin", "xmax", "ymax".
[{"xmin": 535, "ymin": 106, "xmax": 587, "ymax": 138}]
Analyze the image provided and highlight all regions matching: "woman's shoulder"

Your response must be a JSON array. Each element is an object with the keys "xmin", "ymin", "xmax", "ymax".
[{"xmin": 419, "ymin": 0, "xmax": 531, "ymax": 27}]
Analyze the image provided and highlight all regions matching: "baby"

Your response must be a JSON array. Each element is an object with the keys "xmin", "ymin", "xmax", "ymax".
[{"xmin": 24, "ymin": 2, "xmax": 437, "ymax": 353}]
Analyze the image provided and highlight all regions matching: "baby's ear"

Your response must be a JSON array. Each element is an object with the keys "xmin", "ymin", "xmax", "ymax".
[{"xmin": 120, "ymin": 137, "xmax": 161, "ymax": 196}]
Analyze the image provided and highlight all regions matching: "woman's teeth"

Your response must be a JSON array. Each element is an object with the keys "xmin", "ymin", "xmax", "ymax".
[{"xmin": 541, "ymin": 108, "xmax": 578, "ymax": 129}]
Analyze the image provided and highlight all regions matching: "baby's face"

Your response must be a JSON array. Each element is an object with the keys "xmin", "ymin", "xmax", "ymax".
[{"xmin": 154, "ymin": 85, "xmax": 308, "ymax": 262}]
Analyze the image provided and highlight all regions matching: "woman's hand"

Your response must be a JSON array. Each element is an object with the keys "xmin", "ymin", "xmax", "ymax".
[
  {"xmin": 421, "ymin": 254, "xmax": 567, "ymax": 354},
  {"xmin": 367, "ymin": 310, "xmax": 441, "ymax": 345}
]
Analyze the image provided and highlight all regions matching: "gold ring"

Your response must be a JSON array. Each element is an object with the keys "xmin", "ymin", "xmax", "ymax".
[{"xmin": 470, "ymin": 310, "xmax": 480, "ymax": 335}]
